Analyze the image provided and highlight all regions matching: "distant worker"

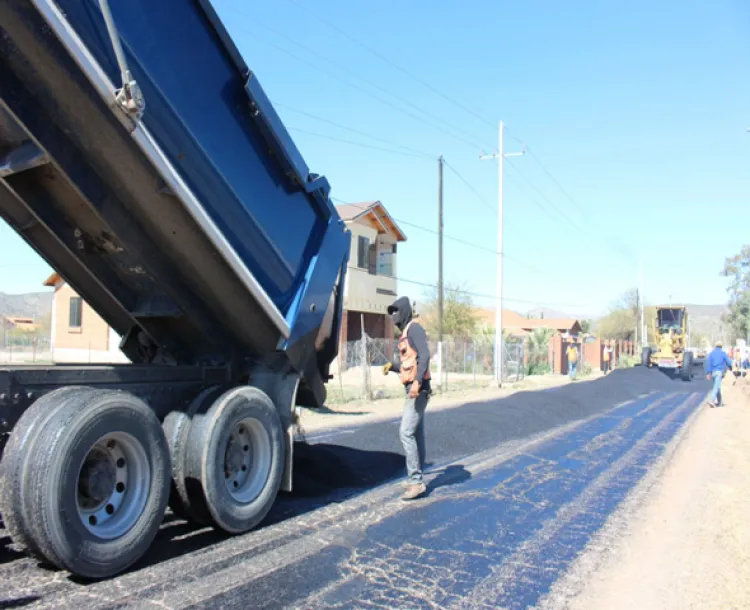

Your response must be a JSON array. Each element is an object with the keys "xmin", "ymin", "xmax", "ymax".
[
  {"xmin": 383, "ymin": 296, "xmax": 431, "ymax": 500},
  {"xmin": 567, "ymin": 340, "xmax": 579, "ymax": 380},
  {"xmin": 704, "ymin": 340, "xmax": 732, "ymax": 408},
  {"xmin": 602, "ymin": 341, "xmax": 613, "ymax": 375}
]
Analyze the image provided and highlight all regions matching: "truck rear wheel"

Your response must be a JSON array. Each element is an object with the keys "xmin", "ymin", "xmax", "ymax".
[
  {"xmin": 21, "ymin": 390, "xmax": 170, "ymax": 579},
  {"xmin": 182, "ymin": 386, "xmax": 284, "ymax": 534},
  {"xmin": 163, "ymin": 386, "xmax": 223, "ymax": 526},
  {"xmin": 0, "ymin": 387, "xmax": 95, "ymax": 553}
]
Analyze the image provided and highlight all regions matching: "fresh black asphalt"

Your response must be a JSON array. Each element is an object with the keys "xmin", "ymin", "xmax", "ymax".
[{"xmin": 0, "ymin": 367, "xmax": 710, "ymax": 609}]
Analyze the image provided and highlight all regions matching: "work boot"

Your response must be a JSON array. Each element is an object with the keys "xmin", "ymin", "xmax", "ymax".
[{"xmin": 402, "ymin": 482, "xmax": 426, "ymax": 501}]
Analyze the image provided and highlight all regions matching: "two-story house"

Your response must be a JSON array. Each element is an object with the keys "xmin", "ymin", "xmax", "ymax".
[{"xmin": 335, "ymin": 201, "xmax": 407, "ymax": 359}]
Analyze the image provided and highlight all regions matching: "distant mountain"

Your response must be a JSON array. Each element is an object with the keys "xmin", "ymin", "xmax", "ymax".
[
  {"xmin": 524, "ymin": 307, "xmax": 597, "ymax": 321},
  {"xmin": 681, "ymin": 304, "xmax": 728, "ymax": 341},
  {"xmin": 0, "ymin": 291, "xmax": 53, "ymax": 320},
  {"xmin": 527, "ymin": 303, "xmax": 727, "ymax": 341}
]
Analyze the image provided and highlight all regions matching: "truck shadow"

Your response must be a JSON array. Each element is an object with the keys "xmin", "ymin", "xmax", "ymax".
[{"xmin": 132, "ymin": 442, "xmax": 404, "ymax": 571}]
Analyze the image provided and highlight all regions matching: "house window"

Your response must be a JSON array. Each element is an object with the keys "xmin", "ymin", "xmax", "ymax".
[
  {"xmin": 357, "ymin": 236, "xmax": 370, "ymax": 269},
  {"xmin": 69, "ymin": 296, "xmax": 82, "ymax": 328}
]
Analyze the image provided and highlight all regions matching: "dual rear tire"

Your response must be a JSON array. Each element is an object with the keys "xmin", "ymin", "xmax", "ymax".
[
  {"xmin": 0, "ymin": 385, "xmax": 284, "ymax": 579},
  {"xmin": 166, "ymin": 386, "xmax": 284, "ymax": 533}
]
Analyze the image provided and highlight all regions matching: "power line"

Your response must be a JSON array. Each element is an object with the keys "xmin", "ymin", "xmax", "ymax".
[
  {"xmin": 284, "ymin": 0, "xmax": 499, "ymax": 132},
  {"xmin": 442, "ymin": 160, "xmax": 495, "ymax": 214},
  {"xmin": 263, "ymin": 1, "xmax": 636, "ymax": 267},
  {"xmin": 331, "ymin": 198, "xmax": 589, "ymax": 289},
  {"xmin": 223, "ymin": 3, "xmax": 493, "ymax": 150},
  {"xmin": 504, "ymin": 128, "xmax": 636, "ymax": 262},
  {"xmin": 222, "ymin": 8, "xmax": 490, "ymax": 151},
  {"xmin": 504, "ymin": 157, "xmax": 583, "ymax": 232},
  {"xmin": 275, "ymin": 102, "xmax": 434, "ymax": 159},
  {"xmin": 345, "ymin": 265, "xmax": 587, "ymax": 308},
  {"xmin": 288, "ymin": 127, "xmax": 432, "ymax": 159}
]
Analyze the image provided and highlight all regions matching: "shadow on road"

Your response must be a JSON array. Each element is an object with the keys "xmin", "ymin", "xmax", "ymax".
[
  {"xmin": 0, "ymin": 597, "xmax": 41, "ymax": 609},
  {"xmin": 116, "ymin": 442, "xmax": 404, "ymax": 572},
  {"xmin": 426, "ymin": 464, "xmax": 471, "ymax": 496},
  {"xmin": 0, "ymin": 535, "xmax": 25, "ymax": 566}
]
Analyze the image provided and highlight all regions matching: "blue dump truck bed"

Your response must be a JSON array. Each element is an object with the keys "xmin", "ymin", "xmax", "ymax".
[{"xmin": 0, "ymin": 0, "xmax": 350, "ymax": 406}]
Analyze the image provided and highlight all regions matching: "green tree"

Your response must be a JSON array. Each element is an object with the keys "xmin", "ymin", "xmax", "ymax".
[
  {"xmin": 721, "ymin": 245, "xmax": 750, "ymax": 342},
  {"xmin": 579, "ymin": 319, "xmax": 593, "ymax": 334},
  {"xmin": 526, "ymin": 328, "xmax": 553, "ymax": 375},
  {"xmin": 420, "ymin": 282, "xmax": 479, "ymax": 339},
  {"xmin": 597, "ymin": 287, "xmax": 654, "ymax": 342}
]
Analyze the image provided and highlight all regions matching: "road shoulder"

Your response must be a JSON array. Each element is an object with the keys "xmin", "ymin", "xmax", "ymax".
[{"xmin": 551, "ymin": 381, "xmax": 750, "ymax": 610}]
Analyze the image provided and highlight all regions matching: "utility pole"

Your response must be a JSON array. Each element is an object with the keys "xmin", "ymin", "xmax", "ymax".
[
  {"xmin": 437, "ymin": 155, "xmax": 444, "ymax": 390},
  {"xmin": 480, "ymin": 121, "xmax": 525, "ymax": 385},
  {"xmin": 639, "ymin": 259, "xmax": 645, "ymax": 350}
]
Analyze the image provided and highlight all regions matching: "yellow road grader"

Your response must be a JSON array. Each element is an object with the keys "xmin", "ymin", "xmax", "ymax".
[{"xmin": 641, "ymin": 306, "xmax": 694, "ymax": 381}]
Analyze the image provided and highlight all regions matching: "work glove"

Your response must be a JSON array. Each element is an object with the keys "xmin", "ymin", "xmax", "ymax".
[{"xmin": 383, "ymin": 362, "xmax": 392, "ymax": 376}]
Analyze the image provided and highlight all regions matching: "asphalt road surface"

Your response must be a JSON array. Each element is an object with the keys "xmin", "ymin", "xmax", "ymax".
[{"xmin": 0, "ymin": 367, "xmax": 709, "ymax": 609}]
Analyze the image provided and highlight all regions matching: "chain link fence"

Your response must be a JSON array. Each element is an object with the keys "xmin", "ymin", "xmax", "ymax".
[
  {"xmin": 0, "ymin": 335, "xmax": 52, "ymax": 363},
  {"xmin": 332, "ymin": 334, "xmax": 527, "ymax": 403}
]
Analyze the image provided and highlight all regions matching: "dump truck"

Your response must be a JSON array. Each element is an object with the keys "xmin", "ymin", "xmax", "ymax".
[
  {"xmin": 0, "ymin": 0, "xmax": 350, "ymax": 579},
  {"xmin": 641, "ymin": 306, "xmax": 694, "ymax": 381}
]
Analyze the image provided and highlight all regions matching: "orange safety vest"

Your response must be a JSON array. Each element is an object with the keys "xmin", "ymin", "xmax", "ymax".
[{"xmin": 398, "ymin": 321, "xmax": 431, "ymax": 385}]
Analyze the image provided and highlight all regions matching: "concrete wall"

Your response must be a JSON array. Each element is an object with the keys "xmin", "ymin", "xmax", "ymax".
[{"xmin": 550, "ymin": 335, "xmax": 635, "ymax": 374}]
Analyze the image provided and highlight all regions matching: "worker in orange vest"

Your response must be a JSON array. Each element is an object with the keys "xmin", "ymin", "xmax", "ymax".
[
  {"xmin": 383, "ymin": 296, "xmax": 432, "ymax": 500},
  {"xmin": 566, "ymin": 340, "xmax": 579, "ymax": 380},
  {"xmin": 602, "ymin": 340, "xmax": 613, "ymax": 375}
]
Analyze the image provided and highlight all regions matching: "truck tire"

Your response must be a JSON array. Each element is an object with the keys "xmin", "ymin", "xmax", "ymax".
[
  {"xmin": 641, "ymin": 347, "xmax": 652, "ymax": 367},
  {"xmin": 681, "ymin": 351, "xmax": 694, "ymax": 381},
  {"xmin": 21, "ymin": 390, "xmax": 170, "ymax": 579},
  {"xmin": 183, "ymin": 386, "xmax": 284, "ymax": 534},
  {"xmin": 163, "ymin": 386, "xmax": 223, "ymax": 525},
  {"xmin": 0, "ymin": 387, "xmax": 96, "ymax": 553}
]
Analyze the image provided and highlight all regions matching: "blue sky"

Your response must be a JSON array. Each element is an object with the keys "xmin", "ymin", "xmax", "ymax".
[{"xmin": 1, "ymin": 0, "xmax": 749, "ymax": 317}]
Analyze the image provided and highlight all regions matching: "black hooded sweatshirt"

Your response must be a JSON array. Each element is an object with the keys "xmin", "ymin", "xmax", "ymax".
[{"xmin": 387, "ymin": 297, "xmax": 431, "ymax": 390}]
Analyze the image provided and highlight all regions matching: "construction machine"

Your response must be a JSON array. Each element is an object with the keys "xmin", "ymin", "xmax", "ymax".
[{"xmin": 641, "ymin": 306, "xmax": 694, "ymax": 381}]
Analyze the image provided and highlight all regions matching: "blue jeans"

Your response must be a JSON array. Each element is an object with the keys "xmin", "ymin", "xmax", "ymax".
[
  {"xmin": 569, "ymin": 361, "xmax": 578, "ymax": 380},
  {"xmin": 709, "ymin": 370, "xmax": 723, "ymax": 405},
  {"xmin": 400, "ymin": 390, "xmax": 428, "ymax": 483}
]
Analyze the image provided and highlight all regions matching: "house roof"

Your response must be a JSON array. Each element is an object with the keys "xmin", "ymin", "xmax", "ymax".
[
  {"xmin": 4, "ymin": 316, "xmax": 39, "ymax": 330},
  {"xmin": 476, "ymin": 308, "xmax": 580, "ymax": 333},
  {"xmin": 335, "ymin": 201, "xmax": 407, "ymax": 242},
  {"xmin": 43, "ymin": 272, "xmax": 62, "ymax": 287},
  {"xmin": 476, "ymin": 308, "xmax": 529, "ymax": 329},
  {"xmin": 522, "ymin": 318, "xmax": 580, "ymax": 331}
]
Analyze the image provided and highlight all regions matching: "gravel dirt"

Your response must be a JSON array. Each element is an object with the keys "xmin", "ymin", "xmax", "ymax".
[
  {"xmin": 553, "ymin": 376, "xmax": 750, "ymax": 610},
  {"xmin": 299, "ymin": 372, "xmax": 599, "ymax": 434}
]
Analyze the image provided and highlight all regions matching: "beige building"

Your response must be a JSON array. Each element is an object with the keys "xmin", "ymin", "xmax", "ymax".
[
  {"xmin": 43, "ymin": 272, "xmax": 129, "ymax": 363},
  {"xmin": 335, "ymin": 201, "xmax": 407, "ymax": 346}
]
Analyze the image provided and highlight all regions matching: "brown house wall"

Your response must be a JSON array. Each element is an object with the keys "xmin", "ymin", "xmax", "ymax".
[{"xmin": 53, "ymin": 283, "xmax": 109, "ymax": 351}]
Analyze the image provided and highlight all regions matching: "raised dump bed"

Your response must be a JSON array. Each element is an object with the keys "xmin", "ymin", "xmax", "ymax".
[{"xmin": 0, "ymin": 0, "xmax": 350, "ymax": 578}]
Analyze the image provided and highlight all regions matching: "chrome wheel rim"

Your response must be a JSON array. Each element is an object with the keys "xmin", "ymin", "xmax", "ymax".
[
  {"xmin": 223, "ymin": 418, "xmax": 271, "ymax": 503},
  {"xmin": 76, "ymin": 432, "xmax": 150, "ymax": 539}
]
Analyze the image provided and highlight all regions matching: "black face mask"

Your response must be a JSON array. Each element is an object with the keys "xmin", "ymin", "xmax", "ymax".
[{"xmin": 388, "ymin": 297, "xmax": 412, "ymax": 331}]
